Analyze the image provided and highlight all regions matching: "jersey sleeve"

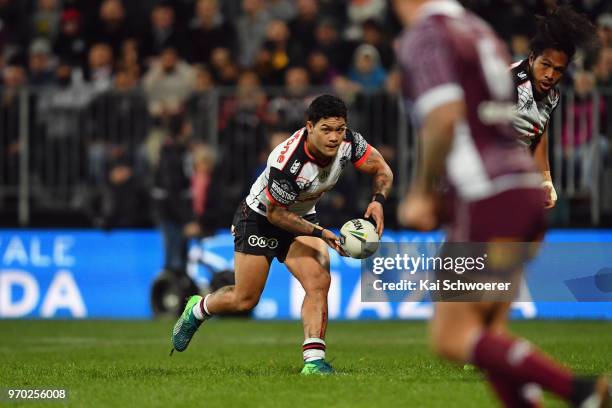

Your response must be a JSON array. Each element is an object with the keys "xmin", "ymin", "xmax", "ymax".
[
  {"xmin": 347, "ymin": 129, "xmax": 372, "ymax": 168},
  {"xmin": 399, "ymin": 24, "xmax": 464, "ymax": 120},
  {"xmin": 266, "ymin": 166, "xmax": 299, "ymax": 208}
]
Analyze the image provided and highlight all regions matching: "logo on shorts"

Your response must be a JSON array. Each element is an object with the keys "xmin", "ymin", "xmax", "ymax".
[{"xmin": 248, "ymin": 235, "xmax": 279, "ymax": 249}]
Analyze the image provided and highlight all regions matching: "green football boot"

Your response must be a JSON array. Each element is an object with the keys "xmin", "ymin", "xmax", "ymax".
[
  {"xmin": 300, "ymin": 359, "xmax": 335, "ymax": 375},
  {"xmin": 171, "ymin": 295, "xmax": 203, "ymax": 353}
]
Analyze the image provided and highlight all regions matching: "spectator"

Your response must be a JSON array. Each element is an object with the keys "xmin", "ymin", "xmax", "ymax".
[
  {"xmin": 510, "ymin": 34, "xmax": 530, "ymax": 61},
  {"xmin": 344, "ymin": 0, "xmax": 386, "ymax": 41},
  {"xmin": 186, "ymin": 64, "xmax": 217, "ymax": 142},
  {"xmin": 116, "ymin": 38, "xmax": 141, "ymax": 79},
  {"xmin": 314, "ymin": 18, "xmax": 352, "ymax": 72},
  {"xmin": 266, "ymin": 0, "xmax": 296, "ymax": 22},
  {"xmin": 254, "ymin": 19, "xmax": 304, "ymax": 85},
  {"xmin": 86, "ymin": 67, "xmax": 149, "ymax": 183},
  {"xmin": 183, "ymin": 143, "xmax": 224, "ymax": 237},
  {"xmin": 143, "ymin": 46, "xmax": 195, "ymax": 118},
  {"xmin": 236, "ymin": 0, "xmax": 271, "ymax": 68},
  {"xmin": 33, "ymin": 61, "xmax": 92, "ymax": 197},
  {"xmin": 0, "ymin": 0, "xmax": 28, "ymax": 50},
  {"xmin": 594, "ymin": 46, "xmax": 612, "ymax": 87},
  {"xmin": 268, "ymin": 66, "xmax": 312, "ymax": 130},
  {"xmin": 188, "ymin": 0, "xmax": 235, "ymax": 65},
  {"xmin": 53, "ymin": 8, "xmax": 87, "ymax": 69},
  {"xmin": 89, "ymin": 0, "xmax": 131, "ymax": 56},
  {"xmin": 361, "ymin": 19, "xmax": 394, "ymax": 71},
  {"xmin": 28, "ymin": 38, "xmax": 55, "ymax": 86},
  {"xmin": 0, "ymin": 64, "xmax": 27, "ymax": 186},
  {"xmin": 90, "ymin": 154, "xmax": 151, "ymax": 228},
  {"xmin": 152, "ymin": 114, "xmax": 194, "ymax": 274},
  {"xmin": 288, "ymin": 0, "xmax": 319, "ymax": 55},
  {"xmin": 597, "ymin": 13, "xmax": 612, "ymax": 48},
  {"xmin": 307, "ymin": 49, "xmax": 337, "ymax": 86},
  {"xmin": 86, "ymin": 43, "xmax": 113, "ymax": 93},
  {"xmin": 562, "ymin": 70, "xmax": 608, "ymax": 191},
  {"xmin": 348, "ymin": 44, "xmax": 387, "ymax": 90},
  {"xmin": 141, "ymin": 1, "xmax": 187, "ymax": 61},
  {"xmin": 209, "ymin": 46, "xmax": 239, "ymax": 86},
  {"xmin": 30, "ymin": 0, "xmax": 60, "ymax": 43},
  {"xmin": 218, "ymin": 71, "xmax": 269, "ymax": 197}
]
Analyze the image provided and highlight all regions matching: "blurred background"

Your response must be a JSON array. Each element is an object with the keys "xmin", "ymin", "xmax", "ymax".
[
  {"xmin": 0, "ymin": 0, "xmax": 610, "ymax": 230},
  {"xmin": 0, "ymin": 0, "xmax": 611, "ymax": 320}
]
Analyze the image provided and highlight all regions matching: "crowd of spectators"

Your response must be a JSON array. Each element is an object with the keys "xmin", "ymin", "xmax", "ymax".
[{"xmin": 0, "ymin": 0, "xmax": 611, "ymax": 230}]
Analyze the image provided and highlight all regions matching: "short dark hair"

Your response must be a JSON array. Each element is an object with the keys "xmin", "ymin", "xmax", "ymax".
[
  {"xmin": 306, "ymin": 94, "xmax": 347, "ymax": 125},
  {"xmin": 530, "ymin": 6, "xmax": 598, "ymax": 61}
]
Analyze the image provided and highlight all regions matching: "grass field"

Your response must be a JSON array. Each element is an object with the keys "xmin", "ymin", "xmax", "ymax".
[{"xmin": 0, "ymin": 319, "xmax": 610, "ymax": 407}]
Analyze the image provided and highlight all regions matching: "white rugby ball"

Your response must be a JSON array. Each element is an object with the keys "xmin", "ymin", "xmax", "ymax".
[{"xmin": 339, "ymin": 219, "xmax": 380, "ymax": 259}]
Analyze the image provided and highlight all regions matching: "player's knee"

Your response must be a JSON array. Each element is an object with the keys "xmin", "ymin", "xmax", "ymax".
[{"xmin": 304, "ymin": 270, "xmax": 331, "ymax": 297}]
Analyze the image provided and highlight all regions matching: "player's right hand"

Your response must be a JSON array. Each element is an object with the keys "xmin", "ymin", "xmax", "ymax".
[
  {"xmin": 322, "ymin": 229, "xmax": 348, "ymax": 256},
  {"xmin": 399, "ymin": 191, "xmax": 438, "ymax": 231}
]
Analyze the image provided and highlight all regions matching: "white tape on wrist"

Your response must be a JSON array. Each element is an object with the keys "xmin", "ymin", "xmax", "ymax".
[{"xmin": 542, "ymin": 180, "xmax": 557, "ymax": 201}]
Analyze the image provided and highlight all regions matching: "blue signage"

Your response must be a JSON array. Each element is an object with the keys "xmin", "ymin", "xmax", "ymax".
[{"xmin": 0, "ymin": 229, "xmax": 611, "ymax": 320}]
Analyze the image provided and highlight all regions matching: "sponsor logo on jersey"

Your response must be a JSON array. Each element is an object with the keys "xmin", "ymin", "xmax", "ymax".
[
  {"xmin": 289, "ymin": 160, "xmax": 301, "ymax": 174},
  {"xmin": 270, "ymin": 180, "xmax": 297, "ymax": 204},
  {"xmin": 248, "ymin": 235, "xmax": 279, "ymax": 249},
  {"xmin": 277, "ymin": 133, "xmax": 298, "ymax": 163},
  {"xmin": 518, "ymin": 71, "xmax": 527, "ymax": 80}
]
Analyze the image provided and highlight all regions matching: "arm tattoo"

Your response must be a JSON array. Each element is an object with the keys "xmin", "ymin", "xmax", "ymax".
[{"xmin": 267, "ymin": 206, "xmax": 319, "ymax": 236}]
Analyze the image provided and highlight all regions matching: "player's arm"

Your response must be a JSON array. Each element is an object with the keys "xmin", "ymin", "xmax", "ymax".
[
  {"xmin": 533, "ymin": 129, "xmax": 557, "ymax": 208},
  {"xmin": 264, "ymin": 167, "xmax": 346, "ymax": 255},
  {"xmin": 355, "ymin": 147, "xmax": 393, "ymax": 236},
  {"xmin": 266, "ymin": 204, "xmax": 346, "ymax": 255},
  {"xmin": 402, "ymin": 100, "xmax": 465, "ymax": 230}
]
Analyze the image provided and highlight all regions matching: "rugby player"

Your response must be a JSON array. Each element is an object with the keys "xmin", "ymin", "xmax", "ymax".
[
  {"xmin": 394, "ymin": 0, "xmax": 609, "ymax": 406},
  {"xmin": 511, "ymin": 6, "xmax": 597, "ymax": 209},
  {"xmin": 171, "ymin": 94, "xmax": 394, "ymax": 375}
]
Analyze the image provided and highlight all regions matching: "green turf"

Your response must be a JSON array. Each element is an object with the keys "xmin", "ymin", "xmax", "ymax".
[{"xmin": 0, "ymin": 320, "xmax": 610, "ymax": 407}]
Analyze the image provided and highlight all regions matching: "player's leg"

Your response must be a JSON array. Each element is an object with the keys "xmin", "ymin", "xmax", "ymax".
[
  {"xmin": 439, "ymin": 299, "xmax": 609, "ymax": 407},
  {"xmin": 204, "ymin": 252, "xmax": 271, "ymax": 314},
  {"xmin": 171, "ymin": 252, "xmax": 270, "ymax": 353},
  {"xmin": 284, "ymin": 236, "xmax": 332, "ymax": 374}
]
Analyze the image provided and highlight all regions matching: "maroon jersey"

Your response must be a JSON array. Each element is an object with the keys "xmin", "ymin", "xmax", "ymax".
[{"xmin": 397, "ymin": 1, "xmax": 540, "ymax": 202}]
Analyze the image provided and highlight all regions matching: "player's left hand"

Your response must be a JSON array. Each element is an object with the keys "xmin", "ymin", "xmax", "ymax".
[
  {"xmin": 364, "ymin": 201, "xmax": 384, "ymax": 236},
  {"xmin": 542, "ymin": 181, "xmax": 557, "ymax": 209}
]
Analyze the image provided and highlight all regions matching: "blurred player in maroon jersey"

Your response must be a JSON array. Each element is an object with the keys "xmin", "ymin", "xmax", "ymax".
[
  {"xmin": 394, "ymin": 1, "xmax": 610, "ymax": 407},
  {"xmin": 511, "ymin": 6, "xmax": 597, "ymax": 209}
]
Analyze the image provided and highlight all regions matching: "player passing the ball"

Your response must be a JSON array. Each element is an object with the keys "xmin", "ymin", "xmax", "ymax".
[
  {"xmin": 171, "ymin": 94, "xmax": 394, "ymax": 375},
  {"xmin": 511, "ymin": 6, "xmax": 598, "ymax": 209},
  {"xmin": 394, "ymin": 0, "xmax": 609, "ymax": 407}
]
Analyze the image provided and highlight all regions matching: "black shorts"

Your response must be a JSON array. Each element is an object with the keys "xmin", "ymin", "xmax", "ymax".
[{"xmin": 232, "ymin": 200, "xmax": 319, "ymax": 263}]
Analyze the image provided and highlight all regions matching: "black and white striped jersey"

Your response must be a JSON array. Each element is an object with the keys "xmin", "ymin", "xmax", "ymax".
[
  {"xmin": 511, "ymin": 59, "xmax": 560, "ymax": 148},
  {"xmin": 246, "ymin": 127, "xmax": 372, "ymax": 217}
]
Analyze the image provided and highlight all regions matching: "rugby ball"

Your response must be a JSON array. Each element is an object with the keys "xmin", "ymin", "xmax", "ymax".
[{"xmin": 339, "ymin": 219, "xmax": 380, "ymax": 259}]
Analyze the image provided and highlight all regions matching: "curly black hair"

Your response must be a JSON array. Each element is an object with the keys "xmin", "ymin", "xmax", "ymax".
[
  {"xmin": 306, "ymin": 94, "xmax": 347, "ymax": 125},
  {"xmin": 530, "ymin": 5, "xmax": 598, "ymax": 60}
]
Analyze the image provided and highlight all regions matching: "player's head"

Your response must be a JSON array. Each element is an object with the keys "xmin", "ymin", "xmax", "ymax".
[
  {"xmin": 528, "ymin": 6, "xmax": 597, "ymax": 95},
  {"xmin": 306, "ymin": 94, "xmax": 347, "ymax": 158}
]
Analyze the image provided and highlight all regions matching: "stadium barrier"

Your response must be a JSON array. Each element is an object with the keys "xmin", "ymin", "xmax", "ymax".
[
  {"xmin": 0, "ymin": 86, "xmax": 610, "ymax": 225},
  {"xmin": 0, "ymin": 228, "xmax": 610, "ymax": 320}
]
